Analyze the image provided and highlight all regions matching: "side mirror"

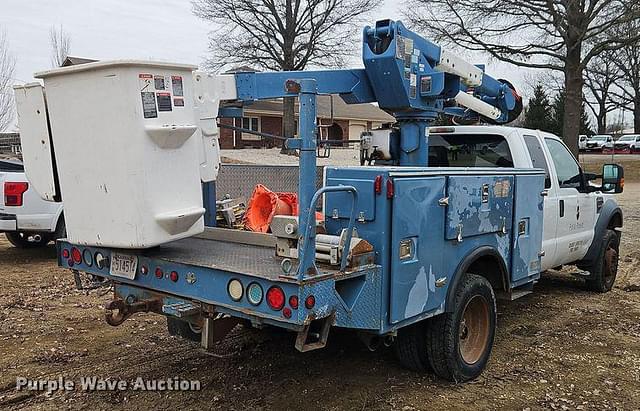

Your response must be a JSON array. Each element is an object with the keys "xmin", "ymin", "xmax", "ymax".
[{"xmin": 602, "ymin": 164, "xmax": 624, "ymax": 193}]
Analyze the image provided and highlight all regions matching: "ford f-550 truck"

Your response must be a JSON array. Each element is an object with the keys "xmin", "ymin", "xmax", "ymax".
[{"xmin": 14, "ymin": 19, "xmax": 623, "ymax": 382}]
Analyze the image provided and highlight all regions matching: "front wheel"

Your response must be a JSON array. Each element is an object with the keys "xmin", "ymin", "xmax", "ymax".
[
  {"xmin": 5, "ymin": 232, "xmax": 51, "ymax": 248},
  {"xmin": 425, "ymin": 273, "xmax": 497, "ymax": 382},
  {"xmin": 585, "ymin": 229, "xmax": 619, "ymax": 293}
]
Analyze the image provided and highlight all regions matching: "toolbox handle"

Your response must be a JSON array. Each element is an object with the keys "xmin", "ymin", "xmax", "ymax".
[{"xmin": 299, "ymin": 185, "xmax": 358, "ymax": 278}]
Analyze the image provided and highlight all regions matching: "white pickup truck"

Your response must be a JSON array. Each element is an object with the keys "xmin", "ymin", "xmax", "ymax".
[
  {"xmin": 426, "ymin": 126, "xmax": 624, "ymax": 291},
  {"xmin": 0, "ymin": 159, "xmax": 65, "ymax": 247}
]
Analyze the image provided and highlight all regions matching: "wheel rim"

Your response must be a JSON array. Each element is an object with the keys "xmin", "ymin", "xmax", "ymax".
[
  {"xmin": 458, "ymin": 295, "xmax": 490, "ymax": 365},
  {"xmin": 604, "ymin": 245, "xmax": 618, "ymax": 287}
]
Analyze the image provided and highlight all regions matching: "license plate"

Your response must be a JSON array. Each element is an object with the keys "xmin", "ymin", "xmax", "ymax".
[{"xmin": 110, "ymin": 253, "xmax": 138, "ymax": 279}]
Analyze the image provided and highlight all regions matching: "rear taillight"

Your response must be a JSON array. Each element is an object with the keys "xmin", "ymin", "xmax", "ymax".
[
  {"xmin": 71, "ymin": 247, "xmax": 82, "ymax": 264},
  {"xmin": 170, "ymin": 271, "xmax": 179, "ymax": 282},
  {"xmin": 266, "ymin": 286, "xmax": 285, "ymax": 311},
  {"xmin": 4, "ymin": 182, "xmax": 28, "ymax": 206},
  {"xmin": 305, "ymin": 295, "xmax": 316, "ymax": 309}
]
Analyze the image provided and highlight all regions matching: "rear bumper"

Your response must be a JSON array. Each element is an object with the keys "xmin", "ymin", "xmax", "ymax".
[
  {"xmin": 56, "ymin": 240, "xmax": 383, "ymax": 332},
  {"xmin": 0, "ymin": 213, "xmax": 17, "ymax": 231}
]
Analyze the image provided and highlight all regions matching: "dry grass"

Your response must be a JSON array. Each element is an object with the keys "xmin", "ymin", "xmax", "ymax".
[{"xmin": 579, "ymin": 154, "xmax": 640, "ymax": 182}]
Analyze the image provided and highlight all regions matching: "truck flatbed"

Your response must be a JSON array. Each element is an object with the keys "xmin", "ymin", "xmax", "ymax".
[{"xmin": 143, "ymin": 236, "xmax": 305, "ymax": 281}]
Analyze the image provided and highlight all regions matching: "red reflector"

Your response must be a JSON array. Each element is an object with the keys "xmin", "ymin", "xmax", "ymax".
[
  {"xmin": 305, "ymin": 295, "xmax": 316, "ymax": 309},
  {"xmin": 4, "ymin": 182, "xmax": 28, "ymax": 206},
  {"xmin": 266, "ymin": 286, "xmax": 285, "ymax": 311},
  {"xmin": 62, "ymin": 249, "xmax": 70, "ymax": 259},
  {"xmin": 155, "ymin": 268, "xmax": 163, "ymax": 279},
  {"xmin": 374, "ymin": 175, "xmax": 383, "ymax": 195},
  {"xmin": 71, "ymin": 247, "xmax": 82, "ymax": 264},
  {"xmin": 283, "ymin": 307, "xmax": 292, "ymax": 319},
  {"xmin": 140, "ymin": 265, "xmax": 148, "ymax": 275},
  {"xmin": 170, "ymin": 271, "xmax": 179, "ymax": 282},
  {"xmin": 386, "ymin": 178, "xmax": 394, "ymax": 199},
  {"xmin": 289, "ymin": 295, "xmax": 299, "ymax": 310}
]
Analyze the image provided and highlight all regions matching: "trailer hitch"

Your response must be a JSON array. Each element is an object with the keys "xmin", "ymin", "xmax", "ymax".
[{"xmin": 104, "ymin": 297, "xmax": 162, "ymax": 326}]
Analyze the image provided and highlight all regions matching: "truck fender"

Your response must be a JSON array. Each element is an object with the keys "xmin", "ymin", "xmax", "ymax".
[
  {"xmin": 578, "ymin": 199, "xmax": 622, "ymax": 266},
  {"xmin": 444, "ymin": 246, "xmax": 509, "ymax": 313}
]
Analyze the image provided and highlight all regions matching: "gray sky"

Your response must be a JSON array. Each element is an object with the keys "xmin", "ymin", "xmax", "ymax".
[{"xmin": 1, "ymin": 0, "xmax": 533, "ymax": 128}]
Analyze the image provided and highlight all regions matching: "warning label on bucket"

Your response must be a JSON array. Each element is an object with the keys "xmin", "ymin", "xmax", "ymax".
[
  {"xmin": 139, "ymin": 73, "xmax": 153, "ymax": 92},
  {"xmin": 171, "ymin": 76, "xmax": 184, "ymax": 97},
  {"xmin": 156, "ymin": 92, "xmax": 172, "ymax": 112},
  {"xmin": 141, "ymin": 92, "xmax": 157, "ymax": 118}
]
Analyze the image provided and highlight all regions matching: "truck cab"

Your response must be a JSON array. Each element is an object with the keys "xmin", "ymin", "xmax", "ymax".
[{"xmin": 426, "ymin": 126, "xmax": 623, "ymax": 275}]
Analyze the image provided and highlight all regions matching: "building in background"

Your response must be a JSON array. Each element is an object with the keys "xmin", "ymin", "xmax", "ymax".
[
  {"xmin": 218, "ymin": 96, "xmax": 394, "ymax": 149},
  {"xmin": 0, "ymin": 132, "xmax": 21, "ymax": 156}
]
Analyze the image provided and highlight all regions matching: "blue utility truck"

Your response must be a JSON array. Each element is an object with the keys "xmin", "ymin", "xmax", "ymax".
[{"xmin": 15, "ymin": 20, "xmax": 623, "ymax": 382}]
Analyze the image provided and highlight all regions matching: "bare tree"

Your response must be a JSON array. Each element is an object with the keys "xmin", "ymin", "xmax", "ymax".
[
  {"xmin": 0, "ymin": 30, "xmax": 16, "ymax": 132},
  {"xmin": 612, "ymin": 38, "xmax": 640, "ymax": 133},
  {"xmin": 584, "ymin": 51, "xmax": 622, "ymax": 134},
  {"xmin": 192, "ymin": 0, "xmax": 378, "ymax": 150},
  {"xmin": 405, "ymin": 0, "xmax": 640, "ymax": 156},
  {"xmin": 50, "ymin": 25, "xmax": 71, "ymax": 68}
]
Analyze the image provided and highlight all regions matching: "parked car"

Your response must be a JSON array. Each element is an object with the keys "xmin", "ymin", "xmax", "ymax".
[
  {"xmin": 0, "ymin": 159, "xmax": 65, "ymax": 247},
  {"xmin": 578, "ymin": 134, "xmax": 588, "ymax": 151},
  {"xmin": 604, "ymin": 134, "xmax": 640, "ymax": 153},
  {"xmin": 585, "ymin": 134, "xmax": 613, "ymax": 152}
]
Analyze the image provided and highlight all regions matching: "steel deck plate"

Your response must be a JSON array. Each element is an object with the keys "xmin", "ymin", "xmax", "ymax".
[{"xmin": 143, "ymin": 237, "xmax": 338, "ymax": 281}]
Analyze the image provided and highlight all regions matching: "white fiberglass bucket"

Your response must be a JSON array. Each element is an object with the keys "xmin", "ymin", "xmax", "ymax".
[{"xmin": 35, "ymin": 61, "xmax": 205, "ymax": 248}]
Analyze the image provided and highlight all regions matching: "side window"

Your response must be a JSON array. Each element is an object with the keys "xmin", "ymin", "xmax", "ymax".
[
  {"xmin": 523, "ymin": 135, "xmax": 551, "ymax": 188},
  {"xmin": 545, "ymin": 138, "xmax": 582, "ymax": 189}
]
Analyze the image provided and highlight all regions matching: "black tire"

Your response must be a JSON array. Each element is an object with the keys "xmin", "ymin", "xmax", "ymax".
[
  {"xmin": 5, "ymin": 232, "xmax": 50, "ymax": 248},
  {"xmin": 394, "ymin": 321, "xmax": 431, "ymax": 372},
  {"xmin": 167, "ymin": 317, "xmax": 201, "ymax": 342},
  {"xmin": 425, "ymin": 273, "xmax": 497, "ymax": 382},
  {"xmin": 585, "ymin": 229, "xmax": 619, "ymax": 293}
]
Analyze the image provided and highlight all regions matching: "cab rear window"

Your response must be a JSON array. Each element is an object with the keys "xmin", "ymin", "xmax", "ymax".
[{"xmin": 428, "ymin": 134, "xmax": 513, "ymax": 167}]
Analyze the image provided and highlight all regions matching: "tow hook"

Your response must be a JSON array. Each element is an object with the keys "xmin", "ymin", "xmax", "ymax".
[{"xmin": 104, "ymin": 297, "xmax": 162, "ymax": 326}]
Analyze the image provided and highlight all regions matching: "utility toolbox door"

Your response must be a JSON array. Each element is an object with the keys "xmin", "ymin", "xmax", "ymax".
[
  {"xmin": 510, "ymin": 174, "xmax": 545, "ymax": 284},
  {"xmin": 389, "ymin": 176, "xmax": 446, "ymax": 324},
  {"xmin": 445, "ymin": 175, "xmax": 514, "ymax": 241}
]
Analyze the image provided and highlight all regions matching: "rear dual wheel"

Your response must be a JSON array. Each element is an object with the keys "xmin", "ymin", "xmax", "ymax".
[{"xmin": 395, "ymin": 273, "xmax": 496, "ymax": 382}]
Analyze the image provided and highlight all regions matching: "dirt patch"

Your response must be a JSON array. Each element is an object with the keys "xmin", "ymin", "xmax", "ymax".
[{"xmin": 1, "ymin": 185, "xmax": 639, "ymax": 410}]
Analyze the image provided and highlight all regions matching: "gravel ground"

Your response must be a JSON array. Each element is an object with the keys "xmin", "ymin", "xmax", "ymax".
[{"xmin": 0, "ymin": 157, "xmax": 639, "ymax": 410}]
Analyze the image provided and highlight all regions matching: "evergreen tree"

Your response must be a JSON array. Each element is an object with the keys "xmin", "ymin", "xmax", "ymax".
[
  {"xmin": 523, "ymin": 85, "xmax": 553, "ymax": 132},
  {"xmin": 550, "ymin": 89, "xmax": 593, "ymax": 138}
]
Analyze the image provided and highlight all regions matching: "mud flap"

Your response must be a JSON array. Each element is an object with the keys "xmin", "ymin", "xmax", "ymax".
[{"xmin": 295, "ymin": 313, "xmax": 336, "ymax": 352}]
